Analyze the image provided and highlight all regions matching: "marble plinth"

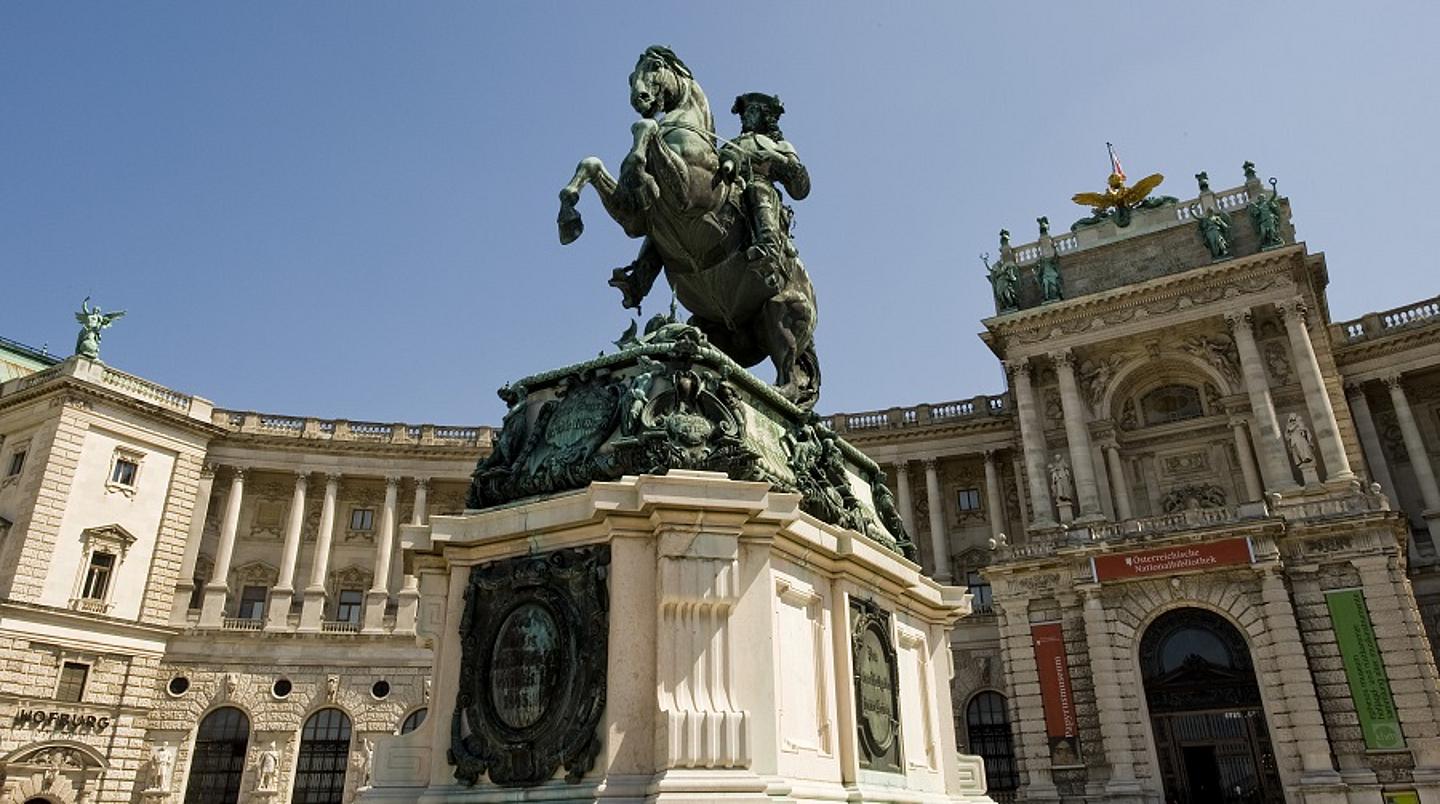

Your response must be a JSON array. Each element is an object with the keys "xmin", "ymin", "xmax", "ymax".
[{"xmin": 361, "ymin": 470, "xmax": 994, "ymax": 803}]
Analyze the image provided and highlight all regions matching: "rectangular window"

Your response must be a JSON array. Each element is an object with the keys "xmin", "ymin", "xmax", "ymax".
[
  {"xmin": 336, "ymin": 589, "xmax": 364, "ymax": 623},
  {"xmin": 55, "ymin": 662, "xmax": 88, "ymax": 703},
  {"xmin": 966, "ymin": 569, "xmax": 994, "ymax": 614},
  {"xmin": 6, "ymin": 450, "xmax": 25, "ymax": 477},
  {"xmin": 109, "ymin": 458, "xmax": 138, "ymax": 487},
  {"xmin": 349, "ymin": 508, "xmax": 374, "ymax": 531},
  {"xmin": 956, "ymin": 488, "xmax": 982, "ymax": 512},
  {"xmin": 81, "ymin": 552, "xmax": 115, "ymax": 600},
  {"xmin": 238, "ymin": 585, "xmax": 268, "ymax": 620}
]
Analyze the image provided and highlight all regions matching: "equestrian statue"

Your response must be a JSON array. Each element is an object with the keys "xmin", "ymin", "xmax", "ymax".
[{"xmin": 558, "ymin": 46, "xmax": 822, "ymax": 409}]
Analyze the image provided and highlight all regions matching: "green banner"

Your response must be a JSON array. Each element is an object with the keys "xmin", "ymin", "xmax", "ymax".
[
  {"xmin": 1383, "ymin": 792, "xmax": 1419, "ymax": 804},
  {"xmin": 1326, "ymin": 589, "xmax": 1404, "ymax": 750}
]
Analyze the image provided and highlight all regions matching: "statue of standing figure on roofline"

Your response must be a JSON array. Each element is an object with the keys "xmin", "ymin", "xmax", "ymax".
[
  {"xmin": 1250, "ymin": 177, "xmax": 1286, "ymax": 250},
  {"xmin": 74, "ymin": 297, "xmax": 125, "ymax": 360}
]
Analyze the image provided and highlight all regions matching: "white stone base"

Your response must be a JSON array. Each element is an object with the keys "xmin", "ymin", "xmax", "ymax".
[{"xmin": 363, "ymin": 471, "xmax": 993, "ymax": 803}]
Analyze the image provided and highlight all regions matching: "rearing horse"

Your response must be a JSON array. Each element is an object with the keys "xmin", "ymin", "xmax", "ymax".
[{"xmin": 558, "ymin": 46, "xmax": 821, "ymax": 409}]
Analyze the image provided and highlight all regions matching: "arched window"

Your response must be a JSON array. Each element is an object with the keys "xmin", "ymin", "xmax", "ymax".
[
  {"xmin": 398, "ymin": 708, "xmax": 427, "ymax": 735},
  {"xmin": 1139, "ymin": 384, "xmax": 1204, "ymax": 426},
  {"xmin": 293, "ymin": 709, "xmax": 352, "ymax": 804},
  {"xmin": 965, "ymin": 691, "xmax": 1018, "ymax": 796},
  {"xmin": 184, "ymin": 707, "xmax": 250, "ymax": 804}
]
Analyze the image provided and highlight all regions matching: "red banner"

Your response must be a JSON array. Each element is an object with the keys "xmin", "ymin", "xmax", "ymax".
[
  {"xmin": 1031, "ymin": 622, "xmax": 1082, "ymax": 765},
  {"xmin": 1092, "ymin": 537, "xmax": 1253, "ymax": 583}
]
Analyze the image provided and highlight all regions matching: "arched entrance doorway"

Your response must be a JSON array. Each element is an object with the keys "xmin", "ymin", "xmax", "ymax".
[
  {"xmin": 293, "ymin": 709, "xmax": 352, "ymax": 804},
  {"xmin": 184, "ymin": 707, "xmax": 250, "ymax": 804},
  {"xmin": 964, "ymin": 691, "xmax": 1018, "ymax": 801},
  {"xmin": 1140, "ymin": 608, "xmax": 1283, "ymax": 804}
]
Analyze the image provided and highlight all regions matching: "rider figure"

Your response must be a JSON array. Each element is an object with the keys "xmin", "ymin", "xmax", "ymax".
[{"xmin": 720, "ymin": 93, "xmax": 810, "ymax": 283}]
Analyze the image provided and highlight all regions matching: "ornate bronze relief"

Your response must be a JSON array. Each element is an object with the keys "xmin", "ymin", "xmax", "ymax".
[
  {"xmin": 851, "ymin": 597, "xmax": 903, "ymax": 773},
  {"xmin": 450, "ymin": 545, "xmax": 610, "ymax": 787}
]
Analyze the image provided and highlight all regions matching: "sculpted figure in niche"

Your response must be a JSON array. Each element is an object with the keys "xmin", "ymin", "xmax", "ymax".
[
  {"xmin": 355, "ymin": 738, "xmax": 375, "ymax": 789},
  {"xmin": 255, "ymin": 742, "xmax": 280, "ymax": 792},
  {"xmin": 1048, "ymin": 454, "xmax": 1074, "ymax": 503},
  {"xmin": 147, "ymin": 743, "xmax": 174, "ymax": 792},
  {"xmin": 1264, "ymin": 344, "xmax": 1292, "ymax": 383},
  {"xmin": 1286, "ymin": 413, "xmax": 1315, "ymax": 467},
  {"xmin": 325, "ymin": 675, "xmax": 340, "ymax": 703}
]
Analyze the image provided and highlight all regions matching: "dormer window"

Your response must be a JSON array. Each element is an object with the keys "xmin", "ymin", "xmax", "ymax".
[{"xmin": 1140, "ymin": 385, "xmax": 1204, "ymax": 426}]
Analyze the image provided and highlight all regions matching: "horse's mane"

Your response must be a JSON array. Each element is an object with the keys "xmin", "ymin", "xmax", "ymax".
[{"xmin": 642, "ymin": 45, "xmax": 713, "ymax": 134}]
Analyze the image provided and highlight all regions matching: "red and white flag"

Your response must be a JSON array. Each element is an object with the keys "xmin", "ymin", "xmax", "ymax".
[{"xmin": 1107, "ymin": 142, "xmax": 1126, "ymax": 182}]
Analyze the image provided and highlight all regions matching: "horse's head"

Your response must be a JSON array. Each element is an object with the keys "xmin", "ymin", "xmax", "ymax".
[{"xmin": 630, "ymin": 46, "xmax": 695, "ymax": 120}]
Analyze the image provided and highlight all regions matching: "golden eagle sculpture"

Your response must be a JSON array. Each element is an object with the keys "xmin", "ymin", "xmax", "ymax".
[{"xmin": 1071, "ymin": 171, "xmax": 1167, "ymax": 228}]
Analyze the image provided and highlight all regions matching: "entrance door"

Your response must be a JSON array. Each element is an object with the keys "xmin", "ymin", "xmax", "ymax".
[{"xmin": 1140, "ymin": 608, "xmax": 1283, "ymax": 804}]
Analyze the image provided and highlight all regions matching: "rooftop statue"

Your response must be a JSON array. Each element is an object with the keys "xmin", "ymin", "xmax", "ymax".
[
  {"xmin": 74, "ymin": 297, "xmax": 125, "ymax": 360},
  {"xmin": 557, "ymin": 46, "xmax": 821, "ymax": 410},
  {"xmin": 1070, "ymin": 170, "xmax": 1167, "ymax": 229}
]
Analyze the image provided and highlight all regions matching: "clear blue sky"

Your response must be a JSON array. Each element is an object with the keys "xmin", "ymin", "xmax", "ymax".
[{"xmin": 4, "ymin": 3, "xmax": 1437, "ymax": 425}]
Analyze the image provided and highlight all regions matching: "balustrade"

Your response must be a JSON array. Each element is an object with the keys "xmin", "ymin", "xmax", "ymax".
[{"xmin": 1334, "ymin": 294, "xmax": 1440, "ymax": 343}]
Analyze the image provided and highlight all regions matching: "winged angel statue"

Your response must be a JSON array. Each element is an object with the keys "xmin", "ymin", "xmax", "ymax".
[{"xmin": 75, "ymin": 297, "xmax": 125, "ymax": 360}]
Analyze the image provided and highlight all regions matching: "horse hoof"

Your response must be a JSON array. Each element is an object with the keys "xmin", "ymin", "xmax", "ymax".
[{"xmin": 558, "ymin": 205, "xmax": 584, "ymax": 245}]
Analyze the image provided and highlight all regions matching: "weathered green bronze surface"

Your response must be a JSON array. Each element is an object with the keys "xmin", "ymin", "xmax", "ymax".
[
  {"xmin": 466, "ymin": 311, "xmax": 915, "ymax": 559},
  {"xmin": 450, "ymin": 545, "xmax": 609, "ymax": 787},
  {"xmin": 74, "ymin": 297, "xmax": 124, "ymax": 360},
  {"xmin": 851, "ymin": 597, "xmax": 903, "ymax": 773},
  {"xmin": 1250, "ymin": 178, "xmax": 1286, "ymax": 250},
  {"xmin": 1193, "ymin": 203, "xmax": 1233, "ymax": 259},
  {"xmin": 558, "ymin": 46, "xmax": 821, "ymax": 410}
]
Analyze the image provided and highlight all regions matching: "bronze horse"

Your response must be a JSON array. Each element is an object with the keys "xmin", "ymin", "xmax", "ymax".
[{"xmin": 558, "ymin": 46, "xmax": 821, "ymax": 409}]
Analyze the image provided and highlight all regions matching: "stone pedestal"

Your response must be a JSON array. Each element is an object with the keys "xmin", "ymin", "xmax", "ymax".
[
  {"xmin": 363, "ymin": 470, "xmax": 993, "ymax": 803},
  {"xmin": 360, "ymin": 323, "xmax": 992, "ymax": 802}
]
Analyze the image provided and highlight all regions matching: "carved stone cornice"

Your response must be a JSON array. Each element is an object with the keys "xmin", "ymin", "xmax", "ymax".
[{"xmin": 985, "ymin": 246, "xmax": 1303, "ymax": 354}]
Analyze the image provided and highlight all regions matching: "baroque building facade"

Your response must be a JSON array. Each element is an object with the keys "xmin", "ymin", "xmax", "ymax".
[{"xmin": 2, "ymin": 161, "xmax": 1439, "ymax": 804}]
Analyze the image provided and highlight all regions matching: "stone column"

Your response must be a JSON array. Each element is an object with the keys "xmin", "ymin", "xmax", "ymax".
[
  {"xmin": 995, "ymin": 599, "xmax": 1059, "ymax": 802},
  {"xmin": 1230, "ymin": 418, "xmax": 1265, "ymax": 503},
  {"xmin": 410, "ymin": 477, "xmax": 429, "ymax": 526},
  {"xmin": 1225, "ymin": 310, "xmax": 1299, "ymax": 491},
  {"xmin": 1258, "ymin": 567, "xmax": 1341, "ymax": 784},
  {"xmin": 1384, "ymin": 373, "xmax": 1440, "ymax": 548},
  {"xmin": 1345, "ymin": 383, "xmax": 1398, "ymax": 500},
  {"xmin": 1078, "ymin": 587, "xmax": 1143, "ymax": 802},
  {"xmin": 983, "ymin": 450, "xmax": 1007, "ymax": 540},
  {"xmin": 894, "ymin": 462, "xmax": 917, "ymax": 538},
  {"xmin": 199, "ymin": 467, "xmax": 244, "ymax": 627},
  {"xmin": 266, "ymin": 472, "xmax": 308, "ymax": 631},
  {"xmin": 1102, "ymin": 444, "xmax": 1134, "ymax": 521},
  {"xmin": 363, "ymin": 477, "xmax": 400, "ymax": 633},
  {"xmin": 1052, "ymin": 350, "xmax": 1104, "ymax": 522},
  {"xmin": 298, "ymin": 473, "xmax": 341, "ymax": 632},
  {"xmin": 1277, "ymin": 298, "xmax": 1354, "ymax": 481},
  {"xmin": 923, "ymin": 459, "xmax": 951, "ymax": 582},
  {"xmin": 1385, "ymin": 373, "xmax": 1440, "ymax": 511},
  {"xmin": 170, "ymin": 462, "xmax": 216, "ymax": 625},
  {"xmin": 1008, "ymin": 360, "xmax": 1056, "ymax": 528}
]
